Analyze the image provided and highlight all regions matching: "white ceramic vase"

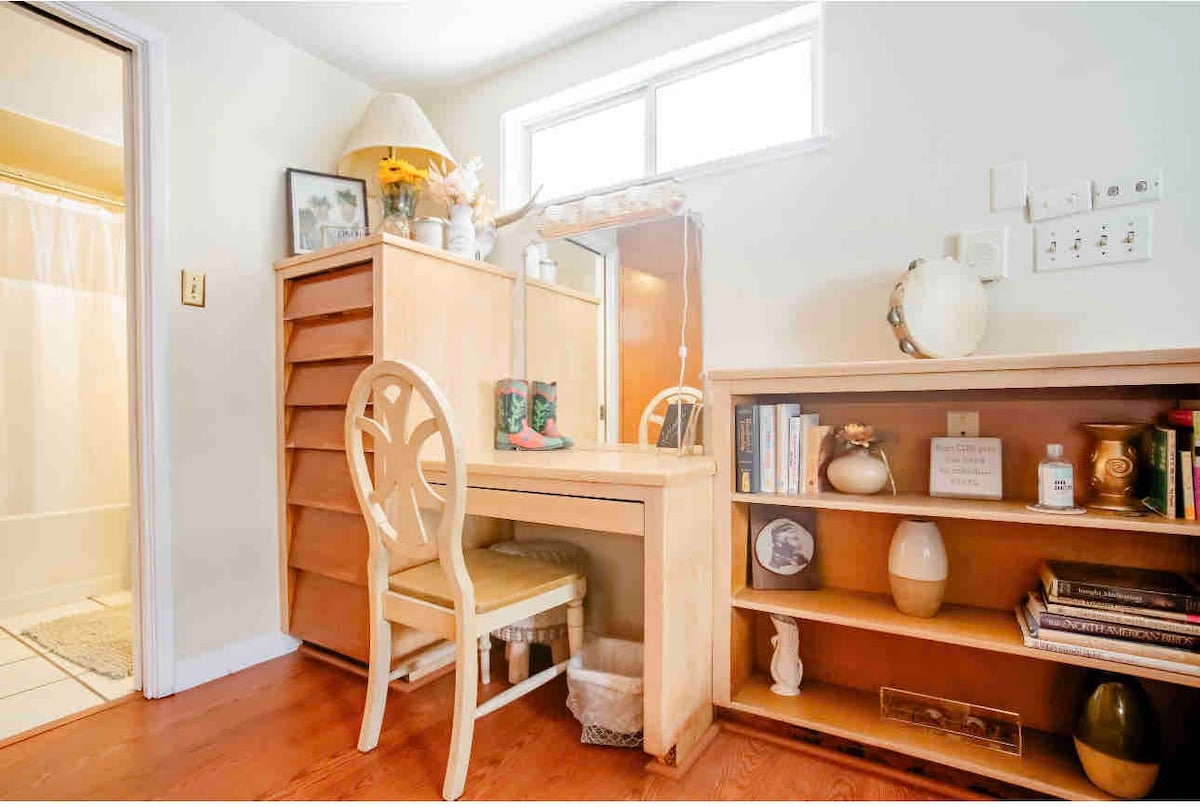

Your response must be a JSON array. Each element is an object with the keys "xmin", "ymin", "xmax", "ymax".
[
  {"xmin": 827, "ymin": 446, "xmax": 889, "ymax": 495},
  {"xmin": 888, "ymin": 519, "xmax": 948, "ymax": 618},
  {"xmin": 768, "ymin": 614, "xmax": 803, "ymax": 696},
  {"xmin": 446, "ymin": 203, "xmax": 476, "ymax": 257}
]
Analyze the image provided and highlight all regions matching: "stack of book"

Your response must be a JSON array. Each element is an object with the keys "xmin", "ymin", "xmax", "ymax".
[
  {"xmin": 1147, "ymin": 402, "xmax": 1200, "ymax": 519},
  {"xmin": 733, "ymin": 403, "xmax": 830, "ymax": 495},
  {"xmin": 1017, "ymin": 559, "xmax": 1200, "ymax": 678}
]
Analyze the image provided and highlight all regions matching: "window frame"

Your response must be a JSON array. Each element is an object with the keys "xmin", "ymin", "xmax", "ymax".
[{"xmin": 504, "ymin": 7, "xmax": 826, "ymax": 208}]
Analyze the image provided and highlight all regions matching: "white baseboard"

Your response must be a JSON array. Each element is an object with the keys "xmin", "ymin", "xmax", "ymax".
[
  {"xmin": 174, "ymin": 631, "xmax": 300, "ymax": 694},
  {"xmin": 0, "ymin": 573, "xmax": 129, "ymax": 619}
]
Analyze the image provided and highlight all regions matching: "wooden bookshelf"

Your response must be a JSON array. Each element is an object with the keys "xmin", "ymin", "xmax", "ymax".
[{"xmin": 708, "ymin": 348, "xmax": 1200, "ymax": 800}]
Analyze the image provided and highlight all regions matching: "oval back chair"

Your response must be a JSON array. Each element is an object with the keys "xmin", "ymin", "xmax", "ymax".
[{"xmin": 345, "ymin": 360, "xmax": 586, "ymax": 801}]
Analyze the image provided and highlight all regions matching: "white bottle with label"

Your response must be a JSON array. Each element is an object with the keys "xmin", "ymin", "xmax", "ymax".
[{"xmin": 1037, "ymin": 444, "xmax": 1077, "ymax": 510}]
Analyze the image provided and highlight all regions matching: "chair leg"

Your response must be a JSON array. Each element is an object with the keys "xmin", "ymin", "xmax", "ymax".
[
  {"xmin": 478, "ymin": 634, "xmax": 491, "ymax": 685},
  {"xmin": 567, "ymin": 598, "xmax": 584, "ymax": 657},
  {"xmin": 550, "ymin": 637, "xmax": 570, "ymax": 665},
  {"xmin": 357, "ymin": 606, "xmax": 392, "ymax": 752},
  {"xmin": 443, "ymin": 634, "xmax": 479, "ymax": 801},
  {"xmin": 505, "ymin": 640, "xmax": 530, "ymax": 684}
]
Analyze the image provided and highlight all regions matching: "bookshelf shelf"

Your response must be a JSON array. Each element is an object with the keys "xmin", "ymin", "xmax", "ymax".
[
  {"xmin": 731, "ymin": 491, "xmax": 1200, "ymax": 536},
  {"xmin": 729, "ymin": 675, "xmax": 1112, "ymax": 801},
  {"xmin": 732, "ymin": 587, "xmax": 1200, "ymax": 689},
  {"xmin": 710, "ymin": 348, "xmax": 1200, "ymax": 799}
]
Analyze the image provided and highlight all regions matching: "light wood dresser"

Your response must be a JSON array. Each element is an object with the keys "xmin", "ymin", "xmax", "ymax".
[
  {"xmin": 708, "ymin": 349, "xmax": 1200, "ymax": 799},
  {"xmin": 274, "ymin": 234, "xmax": 599, "ymax": 664}
]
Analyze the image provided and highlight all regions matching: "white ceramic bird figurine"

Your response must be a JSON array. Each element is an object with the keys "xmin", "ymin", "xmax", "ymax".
[{"xmin": 769, "ymin": 614, "xmax": 803, "ymax": 696}]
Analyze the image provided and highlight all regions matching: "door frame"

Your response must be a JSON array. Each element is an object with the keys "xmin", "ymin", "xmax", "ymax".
[{"xmin": 29, "ymin": 1, "xmax": 176, "ymax": 697}]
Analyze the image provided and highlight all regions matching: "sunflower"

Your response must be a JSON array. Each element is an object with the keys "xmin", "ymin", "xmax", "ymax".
[{"xmin": 377, "ymin": 156, "xmax": 427, "ymax": 188}]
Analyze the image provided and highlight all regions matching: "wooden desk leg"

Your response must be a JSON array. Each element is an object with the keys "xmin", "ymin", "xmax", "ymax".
[{"xmin": 642, "ymin": 478, "xmax": 714, "ymax": 767}]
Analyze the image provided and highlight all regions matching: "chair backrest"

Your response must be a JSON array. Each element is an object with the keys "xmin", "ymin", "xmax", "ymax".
[
  {"xmin": 344, "ymin": 360, "xmax": 473, "ymax": 612},
  {"xmin": 637, "ymin": 385, "xmax": 704, "ymax": 445}
]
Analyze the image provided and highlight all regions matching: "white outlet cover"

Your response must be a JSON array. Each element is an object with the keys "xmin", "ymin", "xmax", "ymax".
[
  {"xmin": 1092, "ymin": 169, "xmax": 1163, "ymax": 209},
  {"xmin": 1034, "ymin": 209, "xmax": 1152, "ymax": 272},
  {"xmin": 990, "ymin": 161, "xmax": 1027, "ymax": 211},
  {"xmin": 1028, "ymin": 179, "xmax": 1093, "ymax": 221},
  {"xmin": 959, "ymin": 226, "xmax": 1007, "ymax": 282}
]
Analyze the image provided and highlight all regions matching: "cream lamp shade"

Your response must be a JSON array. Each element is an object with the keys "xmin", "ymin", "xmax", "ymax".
[{"xmin": 338, "ymin": 93, "xmax": 455, "ymax": 185}]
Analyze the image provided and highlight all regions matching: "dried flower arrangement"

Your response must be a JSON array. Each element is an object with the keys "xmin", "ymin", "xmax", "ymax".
[
  {"xmin": 837, "ymin": 423, "xmax": 880, "ymax": 448},
  {"xmin": 426, "ymin": 156, "xmax": 484, "ymax": 209}
]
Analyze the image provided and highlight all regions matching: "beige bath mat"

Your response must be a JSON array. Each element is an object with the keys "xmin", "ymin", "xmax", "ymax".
[{"xmin": 22, "ymin": 604, "xmax": 133, "ymax": 679}]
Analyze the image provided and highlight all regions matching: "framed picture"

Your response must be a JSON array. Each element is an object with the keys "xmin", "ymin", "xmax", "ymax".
[
  {"xmin": 286, "ymin": 168, "xmax": 369, "ymax": 256},
  {"xmin": 656, "ymin": 401, "xmax": 702, "ymax": 450},
  {"xmin": 929, "ymin": 436, "xmax": 1003, "ymax": 500},
  {"xmin": 749, "ymin": 505, "xmax": 818, "ymax": 590}
]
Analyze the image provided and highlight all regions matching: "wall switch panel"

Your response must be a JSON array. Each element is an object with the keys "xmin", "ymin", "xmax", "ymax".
[
  {"xmin": 958, "ymin": 226, "xmax": 1007, "ymax": 282},
  {"xmin": 990, "ymin": 161, "xmax": 1027, "ymax": 211},
  {"xmin": 1092, "ymin": 168, "xmax": 1163, "ymax": 209},
  {"xmin": 1028, "ymin": 179, "xmax": 1093, "ymax": 221},
  {"xmin": 1034, "ymin": 209, "xmax": 1152, "ymax": 272},
  {"xmin": 181, "ymin": 270, "xmax": 206, "ymax": 307}
]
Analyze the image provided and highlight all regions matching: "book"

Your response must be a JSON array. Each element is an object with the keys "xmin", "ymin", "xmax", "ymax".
[
  {"xmin": 804, "ymin": 424, "xmax": 832, "ymax": 494},
  {"xmin": 1026, "ymin": 591, "xmax": 1198, "ymax": 652},
  {"xmin": 734, "ymin": 404, "xmax": 757, "ymax": 493},
  {"xmin": 1042, "ymin": 593, "xmax": 1200, "ymax": 636},
  {"xmin": 775, "ymin": 404, "xmax": 800, "ymax": 496},
  {"xmin": 796, "ymin": 413, "xmax": 819, "ymax": 492},
  {"xmin": 787, "ymin": 416, "xmax": 802, "ymax": 497},
  {"xmin": 757, "ymin": 404, "xmax": 776, "ymax": 494},
  {"xmin": 1023, "ymin": 600, "xmax": 1200, "ymax": 665},
  {"xmin": 1144, "ymin": 425, "xmax": 1177, "ymax": 517},
  {"xmin": 1190, "ymin": 410, "xmax": 1200, "ymax": 519},
  {"xmin": 1015, "ymin": 605, "xmax": 1200, "ymax": 678},
  {"xmin": 1040, "ymin": 559, "xmax": 1200, "ymax": 614},
  {"xmin": 1183, "ymin": 451, "xmax": 1197, "ymax": 520},
  {"xmin": 1166, "ymin": 408, "xmax": 1200, "ymax": 428}
]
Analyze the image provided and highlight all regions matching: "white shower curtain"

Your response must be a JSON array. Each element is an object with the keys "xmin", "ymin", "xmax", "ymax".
[{"xmin": 0, "ymin": 181, "xmax": 130, "ymax": 613}]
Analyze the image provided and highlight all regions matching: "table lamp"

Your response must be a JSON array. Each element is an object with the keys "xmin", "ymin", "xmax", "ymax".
[{"xmin": 338, "ymin": 92, "xmax": 455, "ymax": 186}]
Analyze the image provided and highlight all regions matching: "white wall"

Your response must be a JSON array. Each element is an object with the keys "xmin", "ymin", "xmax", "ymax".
[
  {"xmin": 425, "ymin": 2, "xmax": 1200, "ymax": 368},
  {"xmin": 109, "ymin": 3, "xmax": 375, "ymax": 668},
  {"xmin": 0, "ymin": 5, "xmax": 124, "ymax": 145}
]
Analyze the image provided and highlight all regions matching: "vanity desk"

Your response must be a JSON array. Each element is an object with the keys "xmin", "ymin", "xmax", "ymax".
[{"xmin": 423, "ymin": 446, "xmax": 717, "ymax": 770}]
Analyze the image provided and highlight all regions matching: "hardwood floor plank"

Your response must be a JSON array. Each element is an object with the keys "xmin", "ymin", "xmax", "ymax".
[{"xmin": 0, "ymin": 652, "xmax": 980, "ymax": 800}]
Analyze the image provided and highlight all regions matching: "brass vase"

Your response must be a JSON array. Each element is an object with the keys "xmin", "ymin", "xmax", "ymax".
[{"xmin": 1081, "ymin": 423, "xmax": 1148, "ymax": 512}]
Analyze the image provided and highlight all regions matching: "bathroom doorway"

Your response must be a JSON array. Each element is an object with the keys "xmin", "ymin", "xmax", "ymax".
[{"xmin": 0, "ymin": 3, "xmax": 137, "ymax": 739}]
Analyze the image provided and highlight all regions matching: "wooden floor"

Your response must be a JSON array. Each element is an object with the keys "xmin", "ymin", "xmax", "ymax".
[{"xmin": 0, "ymin": 651, "xmax": 963, "ymax": 800}]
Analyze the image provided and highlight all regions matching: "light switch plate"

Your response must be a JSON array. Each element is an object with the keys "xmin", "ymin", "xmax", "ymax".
[
  {"xmin": 1092, "ymin": 169, "xmax": 1163, "ymax": 209},
  {"xmin": 1034, "ymin": 209, "xmax": 1152, "ymax": 272},
  {"xmin": 1028, "ymin": 179, "xmax": 1093, "ymax": 221},
  {"xmin": 181, "ymin": 270, "xmax": 206, "ymax": 307},
  {"xmin": 958, "ymin": 226, "xmax": 1007, "ymax": 282},
  {"xmin": 990, "ymin": 161, "xmax": 1027, "ymax": 211}
]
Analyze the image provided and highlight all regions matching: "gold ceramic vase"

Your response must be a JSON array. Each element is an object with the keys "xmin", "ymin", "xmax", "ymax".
[{"xmin": 1081, "ymin": 423, "xmax": 1148, "ymax": 512}]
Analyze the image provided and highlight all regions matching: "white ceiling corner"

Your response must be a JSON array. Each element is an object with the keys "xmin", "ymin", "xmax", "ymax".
[{"xmin": 228, "ymin": 1, "xmax": 657, "ymax": 96}]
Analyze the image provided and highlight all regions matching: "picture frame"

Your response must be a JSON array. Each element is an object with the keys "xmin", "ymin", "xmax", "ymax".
[
  {"xmin": 749, "ymin": 505, "xmax": 818, "ymax": 590},
  {"xmin": 656, "ymin": 401, "xmax": 702, "ymax": 450},
  {"xmin": 286, "ymin": 168, "xmax": 369, "ymax": 256}
]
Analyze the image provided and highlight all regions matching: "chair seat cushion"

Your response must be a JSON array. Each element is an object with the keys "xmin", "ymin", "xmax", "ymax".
[{"xmin": 388, "ymin": 549, "xmax": 582, "ymax": 614}]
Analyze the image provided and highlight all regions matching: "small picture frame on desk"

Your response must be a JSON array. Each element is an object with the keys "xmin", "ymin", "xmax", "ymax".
[
  {"xmin": 656, "ymin": 401, "xmax": 702, "ymax": 451},
  {"xmin": 930, "ymin": 436, "xmax": 1003, "ymax": 500}
]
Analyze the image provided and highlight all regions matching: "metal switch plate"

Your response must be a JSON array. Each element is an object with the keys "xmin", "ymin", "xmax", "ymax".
[
  {"xmin": 1092, "ymin": 168, "xmax": 1163, "ymax": 209},
  {"xmin": 1034, "ymin": 210, "xmax": 1152, "ymax": 272},
  {"xmin": 1028, "ymin": 179, "xmax": 1093, "ymax": 221}
]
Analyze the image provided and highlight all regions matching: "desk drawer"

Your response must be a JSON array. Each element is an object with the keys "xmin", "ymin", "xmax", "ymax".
[{"xmin": 459, "ymin": 486, "xmax": 644, "ymax": 536}]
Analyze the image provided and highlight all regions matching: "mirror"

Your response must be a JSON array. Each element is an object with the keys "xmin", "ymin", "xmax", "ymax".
[{"xmin": 523, "ymin": 211, "xmax": 703, "ymax": 447}]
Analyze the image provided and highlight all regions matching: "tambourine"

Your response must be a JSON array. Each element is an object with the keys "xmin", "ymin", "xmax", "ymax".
[{"xmin": 887, "ymin": 257, "xmax": 988, "ymax": 359}]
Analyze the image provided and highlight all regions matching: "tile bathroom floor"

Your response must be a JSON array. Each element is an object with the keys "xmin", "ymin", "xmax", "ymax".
[{"xmin": 0, "ymin": 592, "xmax": 135, "ymax": 741}]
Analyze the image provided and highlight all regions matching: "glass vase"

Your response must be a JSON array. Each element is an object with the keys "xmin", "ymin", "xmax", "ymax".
[{"xmin": 378, "ymin": 182, "xmax": 417, "ymax": 238}]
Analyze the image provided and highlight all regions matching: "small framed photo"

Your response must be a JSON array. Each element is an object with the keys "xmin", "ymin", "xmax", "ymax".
[
  {"xmin": 286, "ymin": 168, "xmax": 369, "ymax": 256},
  {"xmin": 930, "ymin": 436, "xmax": 1003, "ymax": 500}
]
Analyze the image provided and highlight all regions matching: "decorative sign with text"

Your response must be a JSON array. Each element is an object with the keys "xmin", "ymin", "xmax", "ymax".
[{"xmin": 930, "ymin": 437, "xmax": 1003, "ymax": 500}]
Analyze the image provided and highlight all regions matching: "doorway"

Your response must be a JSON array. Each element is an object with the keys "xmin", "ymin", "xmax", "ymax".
[{"xmin": 0, "ymin": 3, "xmax": 136, "ymax": 738}]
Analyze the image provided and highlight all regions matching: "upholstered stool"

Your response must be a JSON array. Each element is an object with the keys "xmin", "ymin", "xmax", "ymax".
[{"xmin": 484, "ymin": 539, "xmax": 588, "ymax": 684}]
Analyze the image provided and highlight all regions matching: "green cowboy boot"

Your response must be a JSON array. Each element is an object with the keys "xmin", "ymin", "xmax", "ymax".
[
  {"xmin": 531, "ymin": 380, "xmax": 573, "ymax": 449},
  {"xmin": 495, "ymin": 379, "xmax": 564, "ymax": 450}
]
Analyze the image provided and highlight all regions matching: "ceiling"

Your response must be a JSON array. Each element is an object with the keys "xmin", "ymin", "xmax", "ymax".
[{"xmin": 230, "ymin": 1, "xmax": 655, "ymax": 95}]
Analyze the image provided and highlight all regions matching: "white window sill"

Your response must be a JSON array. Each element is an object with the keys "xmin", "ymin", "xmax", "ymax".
[{"xmin": 539, "ymin": 133, "xmax": 832, "ymax": 207}]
